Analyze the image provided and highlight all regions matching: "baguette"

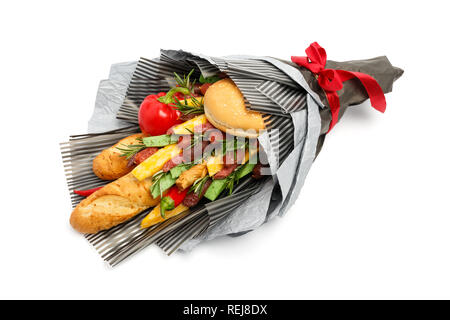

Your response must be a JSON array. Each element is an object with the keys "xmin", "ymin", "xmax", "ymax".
[
  {"xmin": 70, "ymin": 173, "xmax": 160, "ymax": 234},
  {"xmin": 92, "ymin": 133, "xmax": 143, "ymax": 180}
]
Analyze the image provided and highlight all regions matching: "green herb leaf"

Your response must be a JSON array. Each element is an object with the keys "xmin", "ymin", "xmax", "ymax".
[
  {"xmin": 157, "ymin": 69, "xmax": 198, "ymax": 104},
  {"xmin": 174, "ymin": 69, "xmax": 196, "ymax": 92},
  {"xmin": 199, "ymin": 74, "xmax": 221, "ymax": 84},
  {"xmin": 189, "ymin": 175, "xmax": 209, "ymax": 195}
]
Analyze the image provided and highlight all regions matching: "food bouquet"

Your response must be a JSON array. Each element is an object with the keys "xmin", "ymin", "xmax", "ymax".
[{"xmin": 61, "ymin": 43, "xmax": 403, "ymax": 266}]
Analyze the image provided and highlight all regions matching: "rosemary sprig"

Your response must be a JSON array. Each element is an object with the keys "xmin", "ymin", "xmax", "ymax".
[
  {"xmin": 189, "ymin": 175, "xmax": 209, "ymax": 195},
  {"xmin": 223, "ymin": 167, "xmax": 242, "ymax": 195},
  {"xmin": 209, "ymin": 138, "xmax": 249, "ymax": 158},
  {"xmin": 174, "ymin": 69, "xmax": 196, "ymax": 93},
  {"xmin": 151, "ymin": 170, "xmax": 166, "ymax": 183},
  {"xmin": 183, "ymin": 128, "xmax": 204, "ymax": 150},
  {"xmin": 115, "ymin": 138, "xmax": 146, "ymax": 159},
  {"xmin": 222, "ymin": 139, "xmax": 248, "ymax": 154},
  {"xmin": 182, "ymin": 131, "xmax": 212, "ymax": 163},
  {"xmin": 173, "ymin": 96, "xmax": 204, "ymax": 116},
  {"xmin": 158, "ymin": 69, "xmax": 197, "ymax": 104},
  {"xmin": 190, "ymin": 132, "xmax": 203, "ymax": 149}
]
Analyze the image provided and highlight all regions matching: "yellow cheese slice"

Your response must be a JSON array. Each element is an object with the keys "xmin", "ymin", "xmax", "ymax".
[{"xmin": 131, "ymin": 144, "xmax": 180, "ymax": 181}]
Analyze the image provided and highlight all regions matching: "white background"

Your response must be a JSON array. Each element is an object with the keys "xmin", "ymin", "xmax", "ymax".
[{"xmin": 1, "ymin": 0, "xmax": 449, "ymax": 299}]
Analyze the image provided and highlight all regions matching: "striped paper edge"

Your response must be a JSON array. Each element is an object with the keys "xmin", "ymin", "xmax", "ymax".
[{"xmin": 256, "ymin": 80, "xmax": 307, "ymax": 113}]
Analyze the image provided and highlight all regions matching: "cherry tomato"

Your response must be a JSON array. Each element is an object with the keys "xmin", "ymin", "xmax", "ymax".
[{"xmin": 138, "ymin": 93, "xmax": 181, "ymax": 136}]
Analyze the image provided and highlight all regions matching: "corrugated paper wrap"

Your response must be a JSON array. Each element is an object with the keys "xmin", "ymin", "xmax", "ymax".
[{"xmin": 61, "ymin": 48, "xmax": 402, "ymax": 266}]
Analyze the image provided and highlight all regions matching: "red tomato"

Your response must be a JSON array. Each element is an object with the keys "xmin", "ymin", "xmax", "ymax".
[{"xmin": 138, "ymin": 93, "xmax": 181, "ymax": 136}]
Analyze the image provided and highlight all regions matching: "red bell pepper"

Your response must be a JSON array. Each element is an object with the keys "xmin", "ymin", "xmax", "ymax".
[
  {"xmin": 138, "ymin": 88, "xmax": 190, "ymax": 136},
  {"xmin": 159, "ymin": 185, "xmax": 189, "ymax": 218},
  {"xmin": 73, "ymin": 186, "xmax": 103, "ymax": 197}
]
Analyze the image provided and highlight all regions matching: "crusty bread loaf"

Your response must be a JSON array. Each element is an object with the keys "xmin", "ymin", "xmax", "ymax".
[
  {"xmin": 70, "ymin": 173, "xmax": 160, "ymax": 234},
  {"xmin": 92, "ymin": 133, "xmax": 144, "ymax": 180}
]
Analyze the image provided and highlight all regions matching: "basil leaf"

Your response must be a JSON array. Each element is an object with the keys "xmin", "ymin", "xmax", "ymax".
[{"xmin": 199, "ymin": 74, "xmax": 221, "ymax": 84}]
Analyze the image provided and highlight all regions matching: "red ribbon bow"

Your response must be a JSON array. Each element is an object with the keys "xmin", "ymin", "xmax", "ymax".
[{"xmin": 291, "ymin": 42, "xmax": 386, "ymax": 132}]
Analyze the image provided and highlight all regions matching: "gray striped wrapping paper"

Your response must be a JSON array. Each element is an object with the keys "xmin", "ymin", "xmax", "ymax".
[{"xmin": 61, "ymin": 50, "xmax": 322, "ymax": 266}]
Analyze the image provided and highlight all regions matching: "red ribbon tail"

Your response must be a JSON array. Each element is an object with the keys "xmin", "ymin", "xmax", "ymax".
[
  {"xmin": 326, "ymin": 92, "xmax": 340, "ymax": 132},
  {"xmin": 339, "ymin": 71, "xmax": 387, "ymax": 113}
]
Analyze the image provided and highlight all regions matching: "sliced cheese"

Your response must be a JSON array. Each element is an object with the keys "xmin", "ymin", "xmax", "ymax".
[
  {"xmin": 172, "ymin": 114, "xmax": 208, "ymax": 135},
  {"xmin": 206, "ymin": 147, "xmax": 258, "ymax": 177},
  {"xmin": 178, "ymin": 97, "xmax": 203, "ymax": 107},
  {"xmin": 206, "ymin": 155, "xmax": 224, "ymax": 177},
  {"xmin": 131, "ymin": 144, "xmax": 180, "ymax": 181}
]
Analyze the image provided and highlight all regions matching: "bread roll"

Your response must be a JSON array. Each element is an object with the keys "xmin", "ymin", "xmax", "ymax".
[
  {"xmin": 70, "ymin": 173, "xmax": 160, "ymax": 234},
  {"xmin": 203, "ymin": 79, "xmax": 265, "ymax": 138},
  {"xmin": 92, "ymin": 133, "xmax": 143, "ymax": 180}
]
